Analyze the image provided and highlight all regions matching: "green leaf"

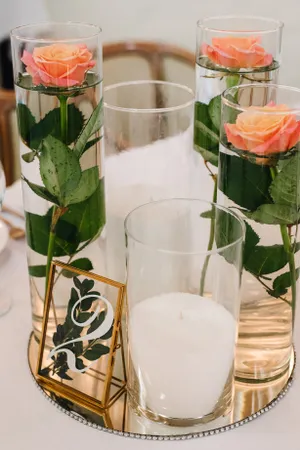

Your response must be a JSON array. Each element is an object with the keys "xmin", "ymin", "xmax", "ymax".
[
  {"xmin": 80, "ymin": 291, "xmax": 100, "ymax": 312},
  {"xmin": 22, "ymin": 151, "xmax": 36, "ymax": 163},
  {"xmin": 73, "ymin": 277, "xmax": 82, "ymax": 291},
  {"xmin": 81, "ymin": 279, "xmax": 95, "ymax": 294},
  {"xmin": 40, "ymin": 136, "xmax": 82, "ymax": 207},
  {"xmin": 77, "ymin": 312, "xmax": 92, "ymax": 324},
  {"xmin": 57, "ymin": 369, "xmax": 73, "ymax": 381},
  {"xmin": 272, "ymin": 269, "xmax": 300, "ymax": 297},
  {"xmin": 67, "ymin": 287, "xmax": 79, "ymax": 318},
  {"xmin": 39, "ymin": 367, "xmax": 50, "ymax": 377},
  {"xmin": 74, "ymin": 99, "xmax": 103, "ymax": 158},
  {"xmin": 25, "ymin": 210, "xmax": 79, "ymax": 257},
  {"xmin": 194, "ymin": 144, "xmax": 219, "ymax": 167},
  {"xmin": 53, "ymin": 324, "xmax": 65, "ymax": 346},
  {"xmin": 22, "ymin": 176, "xmax": 59, "ymax": 204},
  {"xmin": 100, "ymin": 325, "xmax": 113, "ymax": 340},
  {"xmin": 269, "ymin": 153, "xmax": 300, "ymax": 207},
  {"xmin": 75, "ymin": 358, "xmax": 86, "ymax": 370},
  {"xmin": 84, "ymin": 343, "xmax": 110, "ymax": 361},
  {"xmin": 17, "ymin": 103, "xmax": 36, "ymax": 144},
  {"xmin": 87, "ymin": 311, "xmax": 105, "ymax": 336},
  {"xmin": 62, "ymin": 258, "xmax": 94, "ymax": 278},
  {"xmin": 208, "ymin": 95, "xmax": 221, "ymax": 131},
  {"xmin": 243, "ymin": 221, "xmax": 260, "ymax": 265},
  {"xmin": 194, "ymin": 101, "xmax": 219, "ymax": 161},
  {"xmin": 65, "ymin": 167, "xmax": 99, "ymax": 205},
  {"xmin": 200, "ymin": 209, "xmax": 214, "ymax": 219},
  {"xmin": 25, "ymin": 179, "xmax": 105, "ymax": 258},
  {"xmin": 61, "ymin": 178, "xmax": 106, "ymax": 242},
  {"xmin": 28, "ymin": 265, "xmax": 46, "ymax": 277},
  {"xmin": 218, "ymin": 152, "xmax": 272, "ymax": 210},
  {"xmin": 29, "ymin": 104, "xmax": 84, "ymax": 149},
  {"xmin": 245, "ymin": 245, "xmax": 291, "ymax": 276},
  {"xmin": 82, "ymin": 136, "xmax": 103, "ymax": 155},
  {"xmin": 244, "ymin": 204, "xmax": 298, "ymax": 225}
]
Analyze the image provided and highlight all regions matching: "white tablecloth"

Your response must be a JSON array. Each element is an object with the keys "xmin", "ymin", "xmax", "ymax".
[{"xmin": 1, "ymin": 181, "xmax": 299, "ymax": 450}]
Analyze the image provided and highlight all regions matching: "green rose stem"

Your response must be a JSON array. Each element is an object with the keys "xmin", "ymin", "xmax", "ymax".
[
  {"xmin": 59, "ymin": 95, "xmax": 68, "ymax": 144},
  {"xmin": 200, "ymin": 167, "xmax": 217, "ymax": 295},
  {"xmin": 198, "ymin": 74, "xmax": 241, "ymax": 296},
  {"xmin": 44, "ymin": 205, "xmax": 65, "ymax": 296},
  {"xmin": 270, "ymin": 165, "xmax": 297, "ymax": 327},
  {"xmin": 44, "ymin": 95, "xmax": 69, "ymax": 297}
]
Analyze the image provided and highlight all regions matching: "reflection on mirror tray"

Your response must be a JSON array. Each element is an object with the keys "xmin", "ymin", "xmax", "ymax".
[{"xmin": 28, "ymin": 334, "xmax": 295, "ymax": 439}]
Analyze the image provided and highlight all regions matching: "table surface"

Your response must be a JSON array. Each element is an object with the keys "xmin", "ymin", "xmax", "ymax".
[{"xmin": 1, "ymin": 181, "xmax": 299, "ymax": 450}]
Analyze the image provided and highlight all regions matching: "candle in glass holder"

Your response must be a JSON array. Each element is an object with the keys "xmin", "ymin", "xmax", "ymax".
[{"xmin": 129, "ymin": 292, "xmax": 236, "ymax": 419}]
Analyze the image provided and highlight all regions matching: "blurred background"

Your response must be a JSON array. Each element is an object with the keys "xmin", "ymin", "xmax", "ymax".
[
  {"xmin": 0, "ymin": 0, "xmax": 297, "ymax": 185},
  {"xmin": 46, "ymin": 0, "xmax": 298, "ymax": 87}
]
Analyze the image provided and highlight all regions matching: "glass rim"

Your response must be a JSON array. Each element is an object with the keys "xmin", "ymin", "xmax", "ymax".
[
  {"xmin": 197, "ymin": 15, "xmax": 284, "ymax": 34},
  {"xmin": 10, "ymin": 21, "xmax": 102, "ymax": 43},
  {"xmin": 124, "ymin": 198, "xmax": 246, "ymax": 256},
  {"xmin": 104, "ymin": 80, "xmax": 194, "ymax": 114},
  {"xmin": 222, "ymin": 83, "xmax": 300, "ymax": 115}
]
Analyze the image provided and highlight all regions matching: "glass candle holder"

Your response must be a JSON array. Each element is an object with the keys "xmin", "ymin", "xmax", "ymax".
[
  {"xmin": 11, "ymin": 23, "xmax": 105, "ymax": 340},
  {"xmin": 218, "ymin": 83, "xmax": 300, "ymax": 382},
  {"xmin": 193, "ymin": 15, "xmax": 283, "ymax": 204},
  {"xmin": 125, "ymin": 198, "xmax": 245, "ymax": 425},
  {"xmin": 104, "ymin": 81, "xmax": 194, "ymax": 284}
]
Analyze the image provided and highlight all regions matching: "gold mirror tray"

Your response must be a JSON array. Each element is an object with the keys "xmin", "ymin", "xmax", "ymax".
[{"xmin": 28, "ymin": 333, "xmax": 295, "ymax": 441}]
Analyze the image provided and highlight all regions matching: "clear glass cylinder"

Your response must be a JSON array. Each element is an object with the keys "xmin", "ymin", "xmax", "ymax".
[
  {"xmin": 0, "ymin": 162, "xmax": 11, "ymax": 316},
  {"xmin": 125, "ymin": 198, "xmax": 245, "ymax": 425},
  {"xmin": 193, "ymin": 15, "xmax": 283, "ymax": 200},
  {"xmin": 218, "ymin": 83, "xmax": 300, "ymax": 382},
  {"xmin": 11, "ymin": 23, "xmax": 105, "ymax": 340},
  {"xmin": 104, "ymin": 81, "xmax": 194, "ymax": 284}
]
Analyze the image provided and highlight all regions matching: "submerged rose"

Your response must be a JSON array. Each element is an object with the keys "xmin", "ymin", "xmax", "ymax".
[
  {"xmin": 21, "ymin": 43, "xmax": 95, "ymax": 88},
  {"xmin": 225, "ymin": 102, "xmax": 300, "ymax": 155},
  {"xmin": 202, "ymin": 37, "xmax": 273, "ymax": 69}
]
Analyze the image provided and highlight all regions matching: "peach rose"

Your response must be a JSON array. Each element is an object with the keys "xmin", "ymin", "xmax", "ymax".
[
  {"xmin": 202, "ymin": 37, "xmax": 273, "ymax": 69},
  {"xmin": 225, "ymin": 102, "xmax": 300, "ymax": 155},
  {"xmin": 21, "ymin": 43, "xmax": 95, "ymax": 88}
]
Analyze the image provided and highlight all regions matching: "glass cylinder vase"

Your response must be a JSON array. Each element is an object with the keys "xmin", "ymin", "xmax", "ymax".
[
  {"xmin": 125, "ymin": 198, "xmax": 245, "ymax": 425},
  {"xmin": 193, "ymin": 15, "xmax": 283, "ymax": 202},
  {"xmin": 218, "ymin": 83, "xmax": 300, "ymax": 382},
  {"xmin": 104, "ymin": 81, "xmax": 194, "ymax": 284},
  {"xmin": 11, "ymin": 23, "xmax": 106, "ymax": 340}
]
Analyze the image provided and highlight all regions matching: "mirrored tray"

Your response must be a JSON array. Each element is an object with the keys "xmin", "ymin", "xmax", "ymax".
[{"xmin": 28, "ymin": 333, "xmax": 295, "ymax": 441}]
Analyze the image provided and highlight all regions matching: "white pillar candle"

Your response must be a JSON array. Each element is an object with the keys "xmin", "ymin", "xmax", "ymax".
[{"xmin": 129, "ymin": 292, "xmax": 236, "ymax": 419}]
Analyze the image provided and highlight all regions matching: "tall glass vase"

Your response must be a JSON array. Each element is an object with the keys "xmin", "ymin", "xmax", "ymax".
[
  {"xmin": 193, "ymin": 16, "xmax": 283, "ymax": 202},
  {"xmin": 11, "ymin": 23, "xmax": 106, "ymax": 340},
  {"xmin": 218, "ymin": 84, "xmax": 300, "ymax": 382}
]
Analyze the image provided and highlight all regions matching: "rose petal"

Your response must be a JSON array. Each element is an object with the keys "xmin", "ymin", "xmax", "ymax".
[
  {"xmin": 253, "ymin": 121, "xmax": 299, "ymax": 155},
  {"xmin": 225, "ymin": 123, "xmax": 249, "ymax": 150},
  {"xmin": 288, "ymin": 121, "xmax": 300, "ymax": 149},
  {"xmin": 203, "ymin": 37, "xmax": 272, "ymax": 69}
]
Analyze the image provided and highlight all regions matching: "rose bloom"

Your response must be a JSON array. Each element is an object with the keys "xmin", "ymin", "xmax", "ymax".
[
  {"xmin": 21, "ymin": 43, "xmax": 95, "ymax": 88},
  {"xmin": 225, "ymin": 102, "xmax": 300, "ymax": 155},
  {"xmin": 202, "ymin": 37, "xmax": 273, "ymax": 69}
]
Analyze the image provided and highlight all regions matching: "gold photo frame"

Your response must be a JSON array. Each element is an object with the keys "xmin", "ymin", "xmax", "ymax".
[{"xmin": 36, "ymin": 260, "xmax": 126, "ymax": 415}]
